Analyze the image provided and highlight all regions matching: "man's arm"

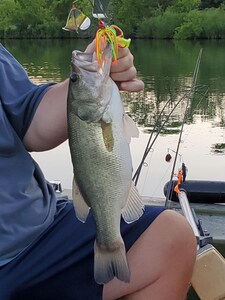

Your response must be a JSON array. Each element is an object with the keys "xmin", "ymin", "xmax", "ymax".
[
  {"xmin": 23, "ymin": 44, "xmax": 144, "ymax": 152},
  {"xmin": 23, "ymin": 79, "xmax": 69, "ymax": 151}
]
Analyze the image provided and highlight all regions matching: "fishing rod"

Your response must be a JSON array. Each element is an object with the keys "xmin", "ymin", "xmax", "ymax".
[
  {"xmin": 133, "ymin": 96, "xmax": 180, "ymax": 185},
  {"xmin": 165, "ymin": 48, "xmax": 203, "ymax": 208},
  {"xmin": 132, "ymin": 87, "xmax": 200, "ymax": 186}
]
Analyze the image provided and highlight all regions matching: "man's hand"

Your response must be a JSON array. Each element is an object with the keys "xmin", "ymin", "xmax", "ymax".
[
  {"xmin": 85, "ymin": 40, "xmax": 144, "ymax": 92},
  {"xmin": 24, "ymin": 39, "xmax": 144, "ymax": 152}
]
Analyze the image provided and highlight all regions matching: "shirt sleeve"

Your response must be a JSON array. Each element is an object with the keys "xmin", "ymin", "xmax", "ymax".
[{"xmin": 0, "ymin": 44, "xmax": 54, "ymax": 139}]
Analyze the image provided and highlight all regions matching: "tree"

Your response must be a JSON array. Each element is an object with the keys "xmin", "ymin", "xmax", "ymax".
[
  {"xmin": 0, "ymin": 0, "xmax": 16, "ymax": 30},
  {"xmin": 200, "ymin": 0, "xmax": 224, "ymax": 8},
  {"xmin": 13, "ymin": 0, "xmax": 53, "ymax": 30},
  {"xmin": 110, "ymin": 0, "xmax": 164, "ymax": 36},
  {"xmin": 172, "ymin": 0, "xmax": 201, "ymax": 12}
]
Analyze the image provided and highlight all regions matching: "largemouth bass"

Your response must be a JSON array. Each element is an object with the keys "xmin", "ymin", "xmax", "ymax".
[{"xmin": 67, "ymin": 45, "xmax": 144, "ymax": 284}]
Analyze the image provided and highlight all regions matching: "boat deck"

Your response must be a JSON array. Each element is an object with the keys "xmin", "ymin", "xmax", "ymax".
[
  {"xmin": 143, "ymin": 196, "xmax": 225, "ymax": 255},
  {"xmin": 59, "ymin": 189, "xmax": 225, "ymax": 255}
]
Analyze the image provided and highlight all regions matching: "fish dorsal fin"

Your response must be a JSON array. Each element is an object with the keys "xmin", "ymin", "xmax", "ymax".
[
  {"xmin": 121, "ymin": 181, "xmax": 145, "ymax": 224},
  {"xmin": 123, "ymin": 114, "xmax": 139, "ymax": 144},
  {"xmin": 72, "ymin": 177, "xmax": 90, "ymax": 223}
]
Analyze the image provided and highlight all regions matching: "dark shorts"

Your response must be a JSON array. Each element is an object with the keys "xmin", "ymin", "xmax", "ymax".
[{"xmin": 0, "ymin": 202, "xmax": 165, "ymax": 300}]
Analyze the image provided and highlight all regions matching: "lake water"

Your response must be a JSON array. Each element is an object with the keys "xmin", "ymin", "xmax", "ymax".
[{"xmin": 2, "ymin": 38, "xmax": 225, "ymax": 199}]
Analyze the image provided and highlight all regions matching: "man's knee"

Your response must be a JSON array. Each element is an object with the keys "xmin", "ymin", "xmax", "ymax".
[{"xmin": 156, "ymin": 209, "xmax": 197, "ymax": 258}]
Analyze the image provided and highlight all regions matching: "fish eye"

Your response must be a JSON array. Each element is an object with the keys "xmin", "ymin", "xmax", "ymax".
[{"xmin": 70, "ymin": 72, "xmax": 78, "ymax": 82}]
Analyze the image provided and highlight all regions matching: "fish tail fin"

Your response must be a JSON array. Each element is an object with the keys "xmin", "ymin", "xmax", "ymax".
[{"xmin": 94, "ymin": 239, "xmax": 130, "ymax": 284}]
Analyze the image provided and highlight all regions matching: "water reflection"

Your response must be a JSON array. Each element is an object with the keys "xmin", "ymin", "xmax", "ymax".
[
  {"xmin": 2, "ymin": 39, "xmax": 225, "ymax": 197},
  {"xmin": 2, "ymin": 38, "xmax": 90, "ymax": 81},
  {"xmin": 23, "ymin": 62, "xmax": 62, "ymax": 84},
  {"xmin": 131, "ymin": 39, "xmax": 225, "ymax": 132}
]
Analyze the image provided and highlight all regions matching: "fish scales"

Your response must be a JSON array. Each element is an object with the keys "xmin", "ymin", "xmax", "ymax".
[
  {"xmin": 67, "ymin": 45, "xmax": 144, "ymax": 284},
  {"xmin": 68, "ymin": 89, "xmax": 132, "ymax": 243}
]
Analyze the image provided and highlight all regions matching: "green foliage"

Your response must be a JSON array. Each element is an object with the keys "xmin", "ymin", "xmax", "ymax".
[
  {"xmin": 172, "ymin": 0, "xmax": 201, "ymax": 12},
  {"xmin": 0, "ymin": 0, "xmax": 16, "ymax": 30},
  {"xmin": 0, "ymin": 0, "xmax": 93, "ymax": 38},
  {"xmin": 110, "ymin": 0, "xmax": 152, "ymax": 36},
  {"xmin": 174, "ymin": 9, "xmax": 202, "ymax": 39},
  {"xmin": 13, "ymin": 0, "xmax": 50, "ymax": 29},
  {"xmin": 139, "ymin": 10, "xmax": 184, "ymax": 38},
  {"xmin": 200, "ymin": 0, "xmax": 224, "ymax": 8},
  {"xmin": 201, "ymin": 7, "xmax": 225, "ymax": 38},
  {"xmin": 0, "ymin": 0, "xmax": 225, "ymax": 39}
]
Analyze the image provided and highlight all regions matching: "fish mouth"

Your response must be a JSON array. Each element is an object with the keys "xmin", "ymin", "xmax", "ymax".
[
  {"xmin": 72, "ymin": 50, "xmax": 98, "ymax": 73},
  {"xmin": 73, "ymin": 50, "xmax": 93, "ymax": 63},
  {"xmin": 70, "ymin": 53, "xmax": 98, "ymax": 91}
]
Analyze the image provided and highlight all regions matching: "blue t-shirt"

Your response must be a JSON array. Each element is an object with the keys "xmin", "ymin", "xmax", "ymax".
[{"xmin": 0, "ymin": 44, "xmax": 59, "ymax": 266}]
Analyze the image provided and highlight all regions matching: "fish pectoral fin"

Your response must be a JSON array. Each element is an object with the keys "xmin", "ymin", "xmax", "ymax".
[
  {"xmin": 123, "ymin": 114, "xmax": 139, "ymax": 144},
  {"xmin": 72, "ymin": 177, "xmax": 90, "ymax": 223},
  {"xmin": 121, "ymin": 181, "xmax": 145, "ymax": 224},
  {"xmin": 101, "ymin": 120, "xmax": 114, "ymax": 152}
]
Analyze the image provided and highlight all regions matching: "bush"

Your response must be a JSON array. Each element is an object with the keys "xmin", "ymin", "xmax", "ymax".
[
  {"xmin": 174, "ymin": 10, "xmax": 203, "ymax": 39},
  {"xmin": 172, "ymin": 0, "xmax": 201, "ymax": 13},
  {"xmin": 139, "ymin": 10, "xmax": 184, "ymax": 39},
  {"xmin": 201, "ymin": 7, "xmax": 225, "ymax": 38}
]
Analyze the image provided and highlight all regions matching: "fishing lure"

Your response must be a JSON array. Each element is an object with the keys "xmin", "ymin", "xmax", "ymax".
[
  {"xmin": 63, "ymin": 2, "xmax": 130, "ymax": 65},
  {"xmin": 62, "ymin": 2, "xmax": 91, "ymax": 32},
  {"xmin": 95, "ymin": 20, "xmax": 131, "ymax": 65}
]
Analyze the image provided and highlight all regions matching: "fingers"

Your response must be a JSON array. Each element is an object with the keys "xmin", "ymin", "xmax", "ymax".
[
  {"xmin": 110, "ymin": 66, "xmax": 137, "ymax": 82},
  {"xmin": 111, "ymin": 47, "xmax": 134, "ymax": 73},
  {"xmin": 116, "ymin": 79, "xmax": 145, "ymax": 93},
  {"xmin": 111, "ymin": 47, "xmax": 144, "ymax": 92},
  {"xmin": 84, "ymin": 39, "xmax": 145, "ymax": 92}
]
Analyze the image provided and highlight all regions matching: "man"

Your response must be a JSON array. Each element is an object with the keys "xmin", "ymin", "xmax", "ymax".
[{"xmin": 0, "ymin": 40, "xmax": 196, "ymax": 299}]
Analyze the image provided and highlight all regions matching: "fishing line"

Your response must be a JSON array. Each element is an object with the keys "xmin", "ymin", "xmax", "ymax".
[
  {"xmin": 132, "ymin": 99, "xmax": 170, "ymax": 185},
  {"xmin": 170, "ymin": 85, "xmax": 209, "ymax": 154},
  {"xmin": 165, "ymin": 48, "xmax": 203, "ymax": 208},
  {"xmin": 133, "ymin": 90, "xmax": 195, "ymax": 186},
  {"xmin": 138, "ymin": 148, "xmax": 154, "ymax": 195}
]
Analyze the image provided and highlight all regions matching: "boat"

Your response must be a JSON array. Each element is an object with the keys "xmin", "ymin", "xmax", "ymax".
[
  {"xmin": 164, "ymin": 180, "xmax": 225, "ymax": 204},
  {"xmin": 145, "ymin": 190, "xmax": 225, "ymax": 300},
  {"xmin": 53, "ymin": 183, "xmax": 225, "ymax": 300},
  {"xmin": 56, "ymin": 185, "xmax": 225, "ymax": 255},
  {"xmin": 143, "ymin": 195, "xmax": 225, "ymax": 254},
  {"xmin": 55, "ymin": 183, "xmax": 225, "ymax": 257}
]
